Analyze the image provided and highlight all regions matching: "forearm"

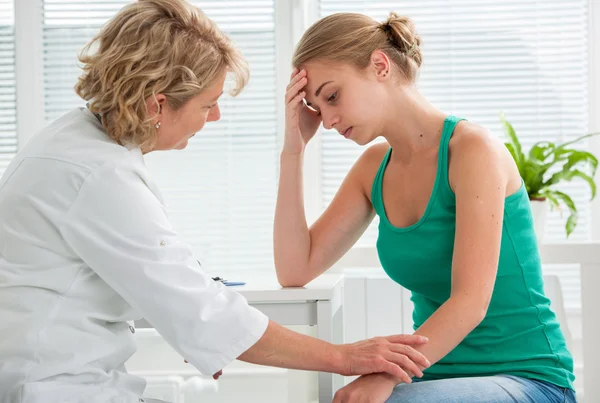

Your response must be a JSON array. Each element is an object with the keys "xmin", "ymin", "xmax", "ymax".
[
  {"xmin": 383, "ymin": 296, "xmax": 486, "ymax": 385},
  {"xmin": 238, "ymin": 320, "xmax": 343, "ymax": 373},
  {"xmin": 273, "ymin": 151, "xmax": 312, "ymax": 286}
]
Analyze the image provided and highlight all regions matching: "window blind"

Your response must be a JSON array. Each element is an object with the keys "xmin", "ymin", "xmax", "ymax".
[
  {"xmin": 0, "ymin": 0, "xmax": 15, "ymax": 179},
  {"xmin": 42, "ymin": 0, "xmax": 277, "ymax": 273},
  {"xmin": 319, "ymin": 0, "xmax": 589, "ymax": 311}
]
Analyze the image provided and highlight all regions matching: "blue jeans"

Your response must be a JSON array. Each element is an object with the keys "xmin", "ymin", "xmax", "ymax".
[{"xmin": 386, "ymin": 375, "xmax": 577, "ymax": 403}]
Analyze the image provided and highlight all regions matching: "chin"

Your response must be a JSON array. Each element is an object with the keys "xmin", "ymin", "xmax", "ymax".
[
  {"xmin": 352, "ymin": 132, "xmax": 371, "ymax": 146},
  {"xmin": 175, "ymin": 140, "xmax": 189, "ymax": 150}
]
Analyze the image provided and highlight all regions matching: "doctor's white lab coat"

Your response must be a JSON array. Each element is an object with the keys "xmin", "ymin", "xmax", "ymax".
[{"xmin": 0, "ymin": 108, "xmax": 269, "ymax": 403}]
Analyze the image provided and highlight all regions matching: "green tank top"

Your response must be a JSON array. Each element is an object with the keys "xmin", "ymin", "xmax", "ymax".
[{"xmin": 371, "ymin": 115, "xmax": 574, "ymax": 389}]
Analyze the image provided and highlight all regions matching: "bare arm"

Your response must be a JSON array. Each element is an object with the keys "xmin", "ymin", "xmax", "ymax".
[
  {"xmin": 238, "ymin": 320, "xmax": 430, "ymax": 382},
  {"xmin": 274, "ymin": 149, "xmax": 377, "ymax": 287},
  {"xmin": 405, "ymin": 130, "xmax": 516, "ymax": 368},
  {"xmin": 335, "ymin": 128, "xmax": 518, "ymax": 398},
  {"xmin": 274, "ymin": 68, "xmax": 382, "ymax": 287}
]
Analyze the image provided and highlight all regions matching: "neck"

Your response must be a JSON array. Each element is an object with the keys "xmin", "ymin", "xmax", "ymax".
[{"xmin": 379, "ymin": 84, "xmax": 448, "ymax": 162}]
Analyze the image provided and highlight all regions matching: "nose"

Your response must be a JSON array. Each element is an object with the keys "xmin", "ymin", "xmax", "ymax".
[
  {"xmin": 208, "ymin": 103, "xmax": 221, "ymax": 122},
  {"xmin": 321, "ymin": 109, "xmax": 339, "ymax": 131}
]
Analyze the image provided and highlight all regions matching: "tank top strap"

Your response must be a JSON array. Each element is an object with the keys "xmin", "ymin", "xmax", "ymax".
[
  {"xmin": 371, "ymin": 147, "xmax": 393, "ymax": 217},
  {"xmin": 437, "ymin": 115, "xmax": 466, "ymax": 198}
]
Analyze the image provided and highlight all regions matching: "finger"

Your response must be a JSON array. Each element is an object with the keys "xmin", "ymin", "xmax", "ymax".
[
  {"xmin": 287, "ymin": 69, "xmax": 306, "ymax": 89},
  {"xmin": 390, "ymin": 344, "xmax": 431, "ymax": 368},
  {"xmin": 388, "ymin": 352, "xmax": 423, "ymax": 378},
  {"xmin": 285, "ymin": 77, "xmax": 307, "ymax": 104},
  {"xmin": 290, "ymin": 67, "xmax": 298, "ymax": 80},
  {"xmin": 386, "ymin": 334, "xmax": 428, "ymax": 345},
  {"xmin": 382, "ymin": 361, "xmax": 411, "ymax": 384},
  {"xmin": 287, "ymin": 91, "xmax": 306, "ymax": 109}
]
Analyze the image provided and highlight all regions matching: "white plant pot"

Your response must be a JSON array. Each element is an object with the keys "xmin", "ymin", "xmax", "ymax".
[{"xmin": 529, "ymin": 199, "xmax": 548, "ymax": 243}]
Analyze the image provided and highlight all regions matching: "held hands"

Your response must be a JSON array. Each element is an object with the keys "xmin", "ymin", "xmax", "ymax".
[
  {"xmin": 333, "ymin": 374, "xmax": 398, "ymax": 403},
  {"xmin": 338, "ymin": 334, "xmax": 430, "ymax": 383},
  {"xmin": 284, "ymin": 68, "xmax": 322, "ymax": 155}
]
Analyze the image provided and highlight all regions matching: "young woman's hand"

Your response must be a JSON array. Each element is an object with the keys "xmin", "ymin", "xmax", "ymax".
[
  {"xmin": 333, "ymin": 374, "xmax": 398, "ymax": 403},
  {"xmin": 283, "ymin": 68, "xmax": 322, "ymax": 155}
]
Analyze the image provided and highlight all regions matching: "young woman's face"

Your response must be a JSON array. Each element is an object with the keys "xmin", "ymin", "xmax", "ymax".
[
  {"xmin": 301, "ymin": 59, "xmax": 389, "ymax": 146},
  {"xmin": 150, "ymin": 73, "xmax": 225, "ymax": 152}
]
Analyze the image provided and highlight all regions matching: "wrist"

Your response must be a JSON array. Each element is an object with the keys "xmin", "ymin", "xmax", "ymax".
[
  {"xmin": 281, "ymin": 147, "xmax": 305, "ymax": 157},
  {"xmin": 330, "ymin": 344, "xmax": 348, "ymax": 375},
  {"xmin": 376, "ymin": 372, "xmax": 404, "ymax": 387}
]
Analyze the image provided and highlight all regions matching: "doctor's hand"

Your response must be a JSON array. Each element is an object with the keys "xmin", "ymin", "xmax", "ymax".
[
  {"xmin": 284, "ymin": 68, "xmax": 322, "ymax": 155},
  {"xmin": 333, "ymin": 374, "xmax": 398, "ymax": 403},
  {"xmin": 338, "ymin": 334, "xmax": 430, "ymax": 383}
]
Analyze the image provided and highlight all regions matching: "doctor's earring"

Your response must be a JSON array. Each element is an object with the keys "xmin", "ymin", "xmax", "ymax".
[{"xmin": 154, "ymin": 121, "xmax": 161, "ymax": 130}]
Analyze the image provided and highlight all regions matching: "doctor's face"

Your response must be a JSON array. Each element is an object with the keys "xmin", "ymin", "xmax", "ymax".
[{"xmin": 148, "ymin": 73, "xmax": 225, "ymax": 152}]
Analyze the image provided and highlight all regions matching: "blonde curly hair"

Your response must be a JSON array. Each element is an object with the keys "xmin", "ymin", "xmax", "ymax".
[{"xmin": 75, "ymin": 0, "xmax": 248, "ymax": 149}]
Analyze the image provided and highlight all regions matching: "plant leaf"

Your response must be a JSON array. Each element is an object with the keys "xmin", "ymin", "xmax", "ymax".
[
  {"xmin": 551, "ymin": 190, "xmax": 578, "ymax": 237},
  {"xmin": 545, "ymin": 168, "xmax": 597, "ymax": 199},
  {"xmin": 500, "ymin": 112, "xmax": 524, "ymax": 171},
  {"xmin": 554, "ymin": 132, "xmax": 600, "ymax": 152},
  {"xmin": 544, "ymin": 192, "xmax": 561, "ymax": 211},
  {"xmin": 569, "ymin": 170, "xmax": 597, "ymax": 199},
  {"xmin": 563, "ymin": 150, "xmax": 598, "ymax": 174},
  {"xmin": 522, "ymin": 159, "xmax": 547, "ymax": 196},
  {"xmin": 529, "ymin": 141, "xmax": 555, "ymax": 162}
]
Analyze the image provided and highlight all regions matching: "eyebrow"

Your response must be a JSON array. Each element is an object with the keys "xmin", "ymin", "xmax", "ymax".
[
  {"xmin": 306, "ymin": 81, "xmax": 333, "ymax": 108},
  {"xmin": 315, "ymin": 81, "xmax": 333, "ymax": 97}
]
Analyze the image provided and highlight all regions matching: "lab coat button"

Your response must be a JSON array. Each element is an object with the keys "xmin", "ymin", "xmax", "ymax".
[
  {"xmin": 159, "ymin": 240, "xmax": 166, "ymax": 246},
  {"xmin": 129, "ymin": 325, "xmax": 135, "ymax": 334}
]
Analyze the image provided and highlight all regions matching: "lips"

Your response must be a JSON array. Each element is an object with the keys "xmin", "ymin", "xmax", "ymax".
[{"xmin": 340, "ymin": 127, "xmax": 353, "ymax": 138}]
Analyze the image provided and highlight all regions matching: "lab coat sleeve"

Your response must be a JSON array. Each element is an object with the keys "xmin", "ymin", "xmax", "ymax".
[{"xmin": 59, "ymin": 161, "xmax": 269, "ymax": 375}]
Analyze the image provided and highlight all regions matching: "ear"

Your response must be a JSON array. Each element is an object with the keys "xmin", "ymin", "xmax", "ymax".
[
  {"xmin": 145, "ymin": 94, "xmax": 167, "ymax": 121},
  {"xmin": 370, "ymin": 50, "xmax": 391, "ymax": 82}
]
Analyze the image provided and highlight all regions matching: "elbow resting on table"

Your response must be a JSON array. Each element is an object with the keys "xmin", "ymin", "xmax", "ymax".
[
  {"xmin": 275, "ymin": 270, "xmax": 311, "ymax": 288},
  {"xmin": 275, "ymin": 259, "xmax": 317, "ymax": 287}
]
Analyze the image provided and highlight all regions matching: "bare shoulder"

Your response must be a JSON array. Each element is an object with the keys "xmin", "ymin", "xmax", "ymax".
[
  {"xmin": 448, "ymin": 120, "xmax": 521, "ymax": 193},
  {"xmin": 449, "ymin": 120, "xmax": 516, "ymax": 165},
  {"xmin": 450, "ymin": 121, "xmax": 502, "ymax": 154}
]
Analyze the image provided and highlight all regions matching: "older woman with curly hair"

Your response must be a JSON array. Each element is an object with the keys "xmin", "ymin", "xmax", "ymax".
[{"xmin": 0, "ymin": 1, "xmax": 431, "ymax": 402}]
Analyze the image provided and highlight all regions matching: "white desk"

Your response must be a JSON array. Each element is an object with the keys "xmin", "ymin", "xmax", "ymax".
[
  {"xmin": 235, "ymin": 273, "xmax": 345, "ymax": 403},
  {"xmin": 137, "ymin": 273, "xmax": 345, "ymax": 403}
]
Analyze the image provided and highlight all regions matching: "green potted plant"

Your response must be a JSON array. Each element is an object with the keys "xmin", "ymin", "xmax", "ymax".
[{"xmin": 500, "ymin": 112, "xmax": 599, "ymax": 239}]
